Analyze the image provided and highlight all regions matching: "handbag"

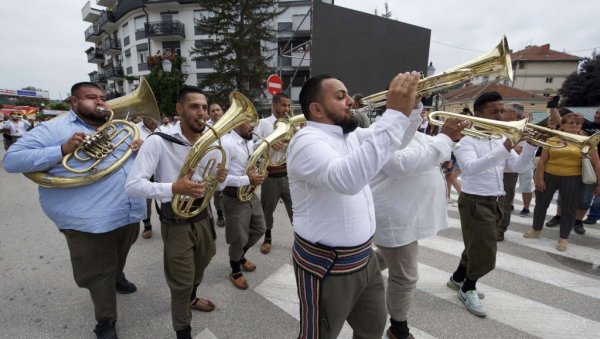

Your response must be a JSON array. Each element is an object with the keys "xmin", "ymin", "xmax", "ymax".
[{"xmin": 581, "ymin": 155, "xmax": 597, "ymax": 184}]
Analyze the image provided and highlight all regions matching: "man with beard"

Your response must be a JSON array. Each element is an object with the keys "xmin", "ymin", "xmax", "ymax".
[
  {"xmin": 287, "ymin": 72, "xmax": 421, "ymax": 339},
  {"xmin": 254, "ymin": 93, "xmax": 294, "ymax": 254},
  {"xmin": 207, "ymin": 102, "xmax": 226, "ymax": 227},
  {"xmin": 3, "ymin": 82, "xmax": 144, "ymax": 339},
  {"xmin": 126, "ymin": 86, "xmax": 227, "ymax": 339},
  {"xmin": 220, "ymin": 121, "xmax": 267, "ymax": 290}
]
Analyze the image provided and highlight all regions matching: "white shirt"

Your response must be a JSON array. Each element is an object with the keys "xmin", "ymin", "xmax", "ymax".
[
  {"xmin": 125, "ymin": 124, "xmax": 222, "ymax": 203},
  {"xmin": 254, "ymin": 114, "xmax": 286, "ymax": 165},
  {"xmin": 454, "ymin": 136, "xmax": 538, "ymax": 196},
  {"xmin": 206, "ymin": 119, "xmax": 216, "ymax": 126},
  {"xmin": 5, "ymin": 119, "xmax": 31, "ymax": 136},
  {"xmin": 372, "ymin": 132, "xmax": 453, "ymax": 247},
  {"xmin": 221, "ymin": 131, "xmax": 253, "ymax": 188},
  {"xmin": 288, "ymin": 109, "xmax": 417, "ymax": 247},
  {"xmin": 157, "ymin": 123, "xmax": 172, "ymax": 132},
  {"xmin": 135, "ymin": 121, "xmax": 154, "ymax": 141}
]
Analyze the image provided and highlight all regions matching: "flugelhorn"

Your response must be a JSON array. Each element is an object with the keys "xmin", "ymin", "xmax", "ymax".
[
  {"xmin": 428, "ymin": 111, "xmax": 566, "ymax": 148},
  {"xmin": 355, "ymin": 36, "xmax": 513, "ymax": 114},
  {"xmin": 172, "ymin": 91, "xmax": 259, "ymax": 218},
  {"xmin": 237, "ymin": 114, "xmax": 306, "ymax": 202},
  {"xmin": 23, "ymin": 77, "xmax": 159, "ymax": 188}
]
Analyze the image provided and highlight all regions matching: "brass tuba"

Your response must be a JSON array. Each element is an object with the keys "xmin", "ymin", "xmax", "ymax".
[
  {"xmin": 237, "ymin": 114, "xmax": 306, "ymax": 202},
  {"xmin": 171, "ymin": 91, "xmax": 259, "ymax": 218},
  {"xmin": 356, "ymin": 36, "xmax": 513, "ymax": 113},
  {"xmin": 24, "ymin": 76, "xmax": 160, "ymax": 188},
  {"xmin": 428, "ymin": 111, "xmax": 567, "ymax": 148}
]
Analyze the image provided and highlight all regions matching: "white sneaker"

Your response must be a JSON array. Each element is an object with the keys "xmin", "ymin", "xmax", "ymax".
[
  {"xmin": 459, "ymin": 289, "xmax": 487, "ymax": 317},
  {"xmin": 446, "ymin": 276, "xmax": 485, "ymax": 299}
]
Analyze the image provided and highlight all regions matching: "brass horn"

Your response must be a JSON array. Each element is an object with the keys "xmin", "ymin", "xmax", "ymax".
[
  {"xmin": 172, "ymin": 91, "xmax": 259, "ymax": 218},
  {"xmin": 237, "ymin": 114, "xmax": 306, "ymax": 202},
  {"xmin": 23, "ymin": 76, "xmax": 159, "ymax": 188},
  {"xmin": 356, "ymin": 36, "xmax": 513, "ymax": 113},
  {"xmin": 428, "ymin": 111, "xmax": 567, "ymax": 148}
]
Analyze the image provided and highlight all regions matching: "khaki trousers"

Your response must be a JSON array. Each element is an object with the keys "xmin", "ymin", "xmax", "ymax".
[
  {"xmin": 374, "ymin": 241, "xmax": 419, "ymax": 322},
  {"xmin": 457, "ymin": 192, "xmax": 502, "ymax": 280},
  {"xmin": 161, "ymin": 217, "xmax": 216, "ymax": 331},
  {"xmin": 221, "ymin": 194, "xmax": 266, "ymax": 261},
  {"xmin": 260, "ymin": 176, "xmax": 293, "ymax": 230},
  {"xmin": 62, "ymin": 222, "xmax": 140, "ymax": 322}
]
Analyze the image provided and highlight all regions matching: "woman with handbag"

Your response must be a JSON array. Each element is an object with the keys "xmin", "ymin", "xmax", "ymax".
[{"xmin": 523, "ymin": 113, "xmax": 600, "ymax": 251}]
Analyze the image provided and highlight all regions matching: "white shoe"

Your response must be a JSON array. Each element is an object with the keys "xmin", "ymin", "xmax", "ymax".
[
  {"xmin": 459, "ymin": 289, "xmax": 487, "ymax": 317},
  {"xmin": 447, "ymin": 276, "xmax": 485, "ymax": 299}
]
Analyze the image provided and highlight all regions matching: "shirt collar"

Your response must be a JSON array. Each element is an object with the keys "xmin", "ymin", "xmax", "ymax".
[
  {"xmin": 67, "ymin": 110, "xmax": 98, "ymax": 131},
  {"xmin": 306, "ymin": 120, "xmax": 344, "ymax": 138}
]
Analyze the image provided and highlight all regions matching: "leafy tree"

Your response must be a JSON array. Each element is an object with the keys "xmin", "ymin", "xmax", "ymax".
[
  {"xmin": 145, "ymin": 53, "xmax": 187, "ymax": 116},
  {"xmin": 47, "ymin": 102, "xmax": 70, "ymax": 110},
  {"xmin": 190, "ymin": 0, "xmax": 283, "ymax": 105},
  {"xmin": 559, "ymin": 51, "xmax": 600, "ymax": 106},
  {"xmin": 22, "ymin": 86, "xmax": 43, "ymax": 92}
]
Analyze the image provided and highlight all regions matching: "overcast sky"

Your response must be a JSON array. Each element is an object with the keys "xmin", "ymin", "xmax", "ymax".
[{"xmin": 0, "ymin": 0, "xmax": 598, "ymax": 100}]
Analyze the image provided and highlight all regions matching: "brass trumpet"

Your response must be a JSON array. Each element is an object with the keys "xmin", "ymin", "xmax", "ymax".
[{"xmin": 428, "ymin": 111, "xmax": 567, "ymax": 148}]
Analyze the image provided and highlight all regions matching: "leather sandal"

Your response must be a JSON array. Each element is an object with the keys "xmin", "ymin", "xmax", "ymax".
[
  {"xmin": 523, "ymin": 230, "xmax": 541, "ymax": 239},
  {"xmin": 229, "ymin": 273, "xmax": 248, "ymax": 290},
  {"xmin": 241, "ymin": 259, "xmax": 256, "ymax": 272},
  {"xmin": 190, "ymin": 297, "xmax": 216, "ymax": 312}
]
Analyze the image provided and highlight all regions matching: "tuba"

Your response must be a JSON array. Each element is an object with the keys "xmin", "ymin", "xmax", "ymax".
[
  {"xmin": 356, "ymin": 36, "xmax": 513, "ymax": 114},
  {"xmin": 237, "ymin": 114, "xmax": 306, "ymax": 202},
  {"xmin": 428, "ymin": 111, "xmax": 567, "ymax": 148},
  {"xmin": 24, "ymin": 76, "xmax": 160, "ymax": 188},
  {"xmin": 171, "ymin": 91, "xmax": 259, "ymax": 218}
]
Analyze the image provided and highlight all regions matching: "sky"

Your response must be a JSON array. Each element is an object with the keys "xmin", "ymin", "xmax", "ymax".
[{"xmin": 0, "ymin": 0, "xmax": 598, "ymax": 100}]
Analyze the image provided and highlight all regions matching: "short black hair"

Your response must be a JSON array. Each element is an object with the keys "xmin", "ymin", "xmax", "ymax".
[
  {"xmin": 299, "ymin": 74, "xmax": 335, "ymax": 120},
  {"xmin": 70, "ymin": 82, "xmax": 103, "ymax": 98},
  {"xmin": 474, "ymin": 91, "xmax": 503, "ymax": 113},
  {"xmin": 177, "ymin": 85, "xmax": 205, "ymax": 104},
  {"xmin": 272, "ymin": 92, "xmax": 290, "ymax": 104}
]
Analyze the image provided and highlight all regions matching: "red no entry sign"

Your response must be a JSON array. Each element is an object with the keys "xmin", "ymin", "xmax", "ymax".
[{"xmin": 266, "ymin": 74, "xmax": 283, "ymax": 95}]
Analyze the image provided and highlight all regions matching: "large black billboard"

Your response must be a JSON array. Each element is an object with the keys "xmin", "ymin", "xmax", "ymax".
[{"xmin": 311, "ymin": 1, "xmax": 431, "ymax": 96}]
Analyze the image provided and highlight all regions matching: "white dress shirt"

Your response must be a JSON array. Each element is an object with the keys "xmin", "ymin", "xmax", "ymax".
[
  {"xmin": 288, "ymin": 109, "xmax": 418, "ymax": 247},
  {"xmin": 5, "ymin": 119, "xmax": 31, "ymax": 136},
  {"xmin": 157, "ymin": 123, "xmax": 172, "ymax": 133},
  {"xmin": 206, "ymin": 119, "xmax": 216, "ymax": 127},
  {"xmin": 125, "ymin": 124, "xmax": 222, "ymax": 203},
  {"xmin": 254, "ymin": 114, "xmax": 286, "ymax": 165},
  {"xmin": 221, "ymin": 131, "xmax": 253, "ymax": 188},
  {"xmin": 135, "ymin": 121, "xmax": 154, "ymax": 141},
  {"xmin": 372, "ymin": 132, "xmax": 454, "ymax": 247},
  {"xmin": 454, "ymin": 136, "xmax": 538, "ymax": 196}
]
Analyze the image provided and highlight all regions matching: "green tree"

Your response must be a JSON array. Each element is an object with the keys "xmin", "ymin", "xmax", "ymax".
[
  {"xmin": 47, "ymin": 102, "xmax": 70, "ymax": 110},
  {"xmin": 190, "ymin": 0, "xmax": 283, "ymax": 105},
  {"xmin": 145, "ymin": 53, "xmax": 187, "ymax": 116},
  {"xmin": 559, "ymin": 51, "xmax": 600, "ymax": 106}
]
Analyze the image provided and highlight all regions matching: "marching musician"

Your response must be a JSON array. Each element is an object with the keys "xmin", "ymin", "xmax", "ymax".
[
  {"xmin": 287, "ymin": 72, "xmax": 421, "ymax": 339},
  {"xmin": 371, "ymin": 100, "xmax": 465, "ymax": 339},
  {"xmin": 254, "ymin": 93, "xmax": 294, "ymax": 254},
  {"xmin": 3, "ymin": 82, "xmax": 144, "ymax": 339},
  {"xmin": 207, "ymin": 102, "xmax": 226, "ymax": 227},
  {"xmin": 135, "ymin": 116, "xmax": 158, "ymax": 239},
  {"xmin": 220, "ymin": 121, "xmax": 266, "ymax": 290},
  {"xmin": 2, "ymin": 111, "xmax": 31, "ymax": 149},
  {"xmin": 447, "ymin": 91, "xmax": 537, "ymax": 318},
  {"xmin": 126, "ymin": 86, "xmax": 226, "ymax": 339}
]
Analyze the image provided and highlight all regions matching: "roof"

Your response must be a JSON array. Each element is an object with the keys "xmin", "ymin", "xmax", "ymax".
[
  {"xmin": 511, "ymin": 44, "xmax": 582, "ymax": 62},
  {"xmin": 441, "ymin": 82, "xmax": 547, "ymax": 102}
]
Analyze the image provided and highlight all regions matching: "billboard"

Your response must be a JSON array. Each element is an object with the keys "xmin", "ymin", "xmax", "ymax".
[{"xmin": 0, "ymin": 88, "xmax": 50, "ymax": 99}]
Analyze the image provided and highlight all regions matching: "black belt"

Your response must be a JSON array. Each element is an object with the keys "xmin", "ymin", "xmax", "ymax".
[
  {"xmin": 268, "ymin": 172, "xmax": 287, "ymax": 178},
  {"xmin": 159, "ymin": 201, "xmax": 209, "ymax": 224},
  {"xmin": 222, "ymin": 186, "xmax": 239, "ymax": 198},
  {"xmin": 462, "ymin": 192, "xmax": 502, "ymax": 202}
]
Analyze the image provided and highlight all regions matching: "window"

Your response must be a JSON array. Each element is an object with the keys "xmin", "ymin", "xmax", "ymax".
[
  {"xmin": 518, "ymin": 62, "xmax": 525, "ymax": 69},
  {"xmin": 138, "ymin": 51, "xmax": 148, "ymax": 64},
  {"xmin": 134, "ymin": 16, "xmax": 145, "ymax": 32},
  {"xmin": 194, "ymin": 10, "xmax": 213, "ymax": 35},
  {"xmin": 545, "ymin": 78, "xmax": 554, "ymax": 83},
  {"xmin": 124, "ymin": 36, "xmax": 130, "ymax": 46},
  {"xmin": 161, "ymin": 14, "xmax": 174, "ymax": 22}
]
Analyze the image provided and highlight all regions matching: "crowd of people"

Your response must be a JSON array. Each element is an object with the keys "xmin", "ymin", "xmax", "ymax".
[{"xmin": 2, "ymin": 75, "xmax": 600, "ymax": 339}]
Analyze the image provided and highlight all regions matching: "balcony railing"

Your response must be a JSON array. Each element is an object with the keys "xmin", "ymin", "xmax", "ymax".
[
  {"xmin": 105, "ymin": 66, "xmax": 124, "ymax": 80},
  {"xmin": 86, "ymin": 48, "xmax": 105, "ymax": 64},
  {"xmin": 101, "ymin": 38, "xmax": 121, "ymax": 55},
  {"xmin": 84, "ymin": 25, "xmax": 102, "ymax": 42},
  {"xmin": 89, "ymin": 72, "xmax": 107, "ymax": 83},
  {"xmin": 98, "ymin": 10, "xmax": 116, "ymax": 30},
  {"xmin": 145, "ymin": 20, "xmax": 185, "ymax": 39}
]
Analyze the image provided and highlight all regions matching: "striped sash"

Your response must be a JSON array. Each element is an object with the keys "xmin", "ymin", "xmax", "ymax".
[{"xmin": 292, "ymin": 233, "xmax": 372, "ymax": 339}]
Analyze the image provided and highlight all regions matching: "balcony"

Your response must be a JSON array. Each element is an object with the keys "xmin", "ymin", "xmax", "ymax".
[
  {"xmin": 145, "ymin": 20, "xmax": 185, "ymax": 41},
  {"xmin": 89, "ymin": 71, "xmax": 107, "ymax": 83},
  {"xmin": 291, "ymin": 50, "xmax": 310, "ymax": 67},
  {"xmin": 82, "ymin": 1, "xmax": 102, "ymax": 23},
  {"xmin": 101, "ymin": 38, "xmax": 121, "ymax": 56},
  {"xmin": 84, "ymin": 24, "xmax": 102, "ymax": 43},
  {"xmin": 85, "ymin": 47, "xmax": 105, "ymax": 64},
  {"xmin": 98, "ymin": 10, "xmax": 117, "ymax": 31},
  {"xmin": 96, "ymin": 0, "xmax": 116, "ymax": 7},
  {"xmin": 105, "ymin": 66, "xmax": 124, "ymax": 80}
]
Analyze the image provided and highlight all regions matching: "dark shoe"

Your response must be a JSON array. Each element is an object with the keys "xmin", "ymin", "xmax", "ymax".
[
  {"xmin": 519, "ymin": 209, "xmax": 531, "ymax": 218},
  {"xmin": 229, "ymin": 273, "xmax": 248, "ymax": 290},
  {"xmin": 583, "ymin": 217, "xmax": 597, "ymax": 225},
  {"xmin": 190, "ymin": 297, "xmax": 216, "ymax": 312},
  {"xmin": 574, "ymin": 222, "xmax": 586, "ymax": 235},
  {"xmin": 94, "ymin": 320, "xmax": 117, "ymax": 339},
  {"xmin": 142, "ymin": 229, "xmax": 153, "ymax": 239},
  {"xmin": 260, "ymin": 242, "xmax": 272, "ymax": 254},
  {"xmin": 216, "ymin": 218, "xmax": 225, "ymax": 227},
  {"xmin": 386, "ymin": 328, "xmax": 414, "ymax": 339},
  {"xmin": 176, "ymin": 325, "xmax": 192, "ymax": 339},
  {"xmin": 496, "ymin": 232, "xmax": 504, "ymax": 242},
  {"xmin": 545, "ymin": 215, "xmax": 560, "ymax": 227},
  {"xmin": 116, "ymin": 273, "xmax": 137, "ymax": 294},
  {"xmin": 241, "ymin": 259, "xmax": 256, "ymax": 272}
]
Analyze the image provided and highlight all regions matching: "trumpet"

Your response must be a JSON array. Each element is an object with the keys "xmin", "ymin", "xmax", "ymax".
[{"xmin": 428, "ymin": 111, "xmax": 567, "ymax": 148}]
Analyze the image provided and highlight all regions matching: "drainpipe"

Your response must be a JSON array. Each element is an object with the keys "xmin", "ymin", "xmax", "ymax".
[{"xmin": 142, "ymin": 6, "xmax": 151, "ymax": 56}]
